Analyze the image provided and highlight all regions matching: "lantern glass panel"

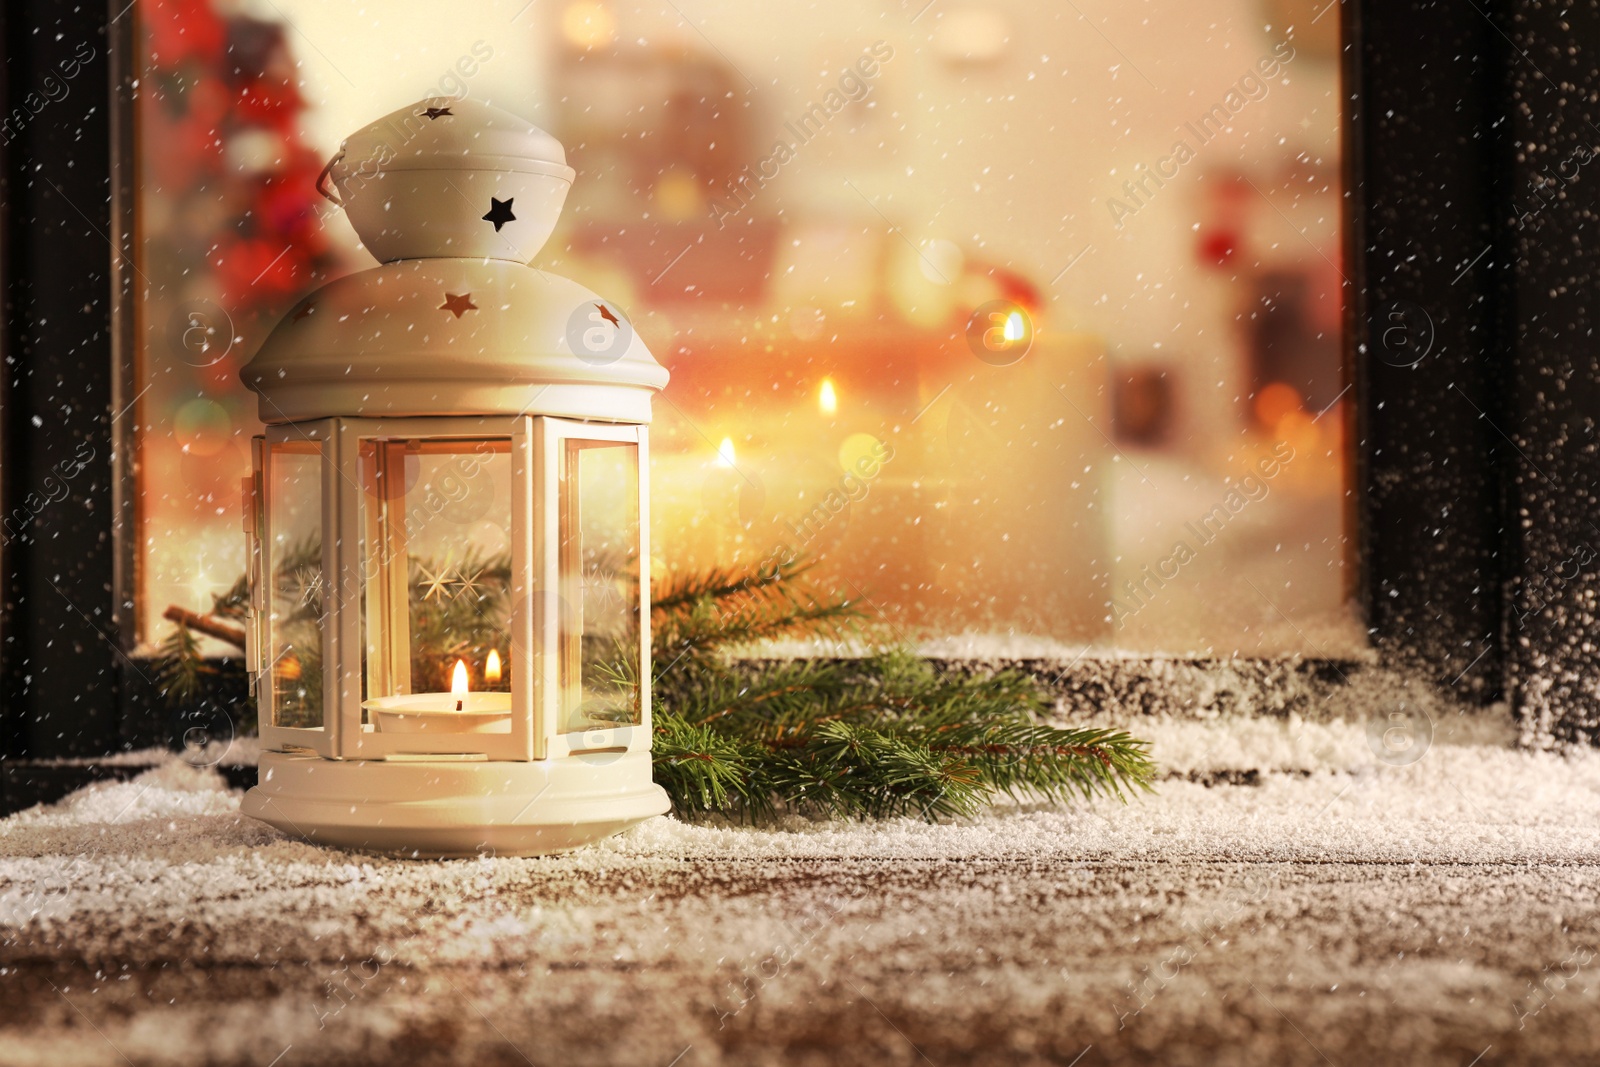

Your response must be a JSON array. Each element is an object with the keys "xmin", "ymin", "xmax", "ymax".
[
  {"xmin": 560, "ymin": 439, "xmax": 642, "ymax": 733},
  {"xmin": 266, "ymin": 440, "xmax": 324, "ymax": 729},
  {"xmin": 359, "ymin": 440, "xmax": 515, "ymax": 709}
]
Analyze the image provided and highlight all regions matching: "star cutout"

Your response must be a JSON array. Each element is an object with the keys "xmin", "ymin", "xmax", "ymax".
[
  {"xmin": 292, "ymin": 301, "xmax": 315, "ymax": 322},
  {"xmin": 297, "ymin": 569, "xmax": 325, "ymax": 608},
  {"xmin": 422, "ymin": 106, "xmax": 453, "ymax": 119},
  {"xmin": 595, "ymin": 303, "xmax": 620, "ymax": 327},
  {"xmin": 482, "ymin": 197, "xmax": 516, "ymax": 232},
  {"xmin": 440, "ymin": 292, "xmax": 478, "ymax": 318},
  {"xmin": 582, "ymin": 571, "xmax": 626, "ymax": 610},
  {"xmin": 419, "ymin": 562, "xmax": 458, "ymax": 602},
  {"xmin": 454, "ymin": 567, "xmax": 486, "ymax": 602}
]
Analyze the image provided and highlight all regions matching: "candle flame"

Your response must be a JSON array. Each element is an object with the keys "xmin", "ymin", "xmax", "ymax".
[
  {"xmin": 819, "ymin": 378, "xmax": 838, "ymax": 415},
  {"xmin": 451, "ymin": 658, "xmax": 470, "ymax": 695},
  {"xmin": 716, "ymin": 437, "xmax": 737, "ymax": 468},
  {"xmin": 1003, "ymin": 311, "xmax": 1025, "ymax": 343},
  {"xmin": 484, "ymin": 649, "xmax": 502, "ymax": 685}
]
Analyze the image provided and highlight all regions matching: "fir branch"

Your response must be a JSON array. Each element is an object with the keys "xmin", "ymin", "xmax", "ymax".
[
  {"xmin": 650, "ymin": 556, "xmax": 865, "ymax": 670},
  {"xmin": 650, "ymin": 556, "xmax": 807, "ymax": 615},
  {"xmin": 651, "ymin": 638, "xmax": 1158, "ymax": 822},
  {"xmin": 651, "ymin": 711, "xmax": 764, "ymax": 817},
  {"xmin": 643, "ymin": 567, "xmax": 1155, "ymax": 822},
  {"xmin": 210, "ymin": 574, "xmax": 251, "ymax": 620},
  {"xmin": 154, "ymin": 622, "xmax": 211, "ymax": 708}
]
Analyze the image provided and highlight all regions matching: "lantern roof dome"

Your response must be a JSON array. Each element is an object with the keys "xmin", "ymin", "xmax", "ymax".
[
  {"xmin": 246, "ymin": 97, "xmax": 665, "ymax": 423},
  {"xmin": 339, "ymin": 96, "xmax": 571, "ymax": 176},
  {"xmin": 242, "ymin": 258, "xmax": 668, "ymax": 424}
]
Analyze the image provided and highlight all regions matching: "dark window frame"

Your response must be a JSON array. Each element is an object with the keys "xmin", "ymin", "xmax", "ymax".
[{"xmin": 2, "ymin": 0, "xmax": 1595, "ymax": 766}]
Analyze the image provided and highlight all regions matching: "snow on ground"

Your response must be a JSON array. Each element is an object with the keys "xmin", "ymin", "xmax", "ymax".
[{"xmin": 2, "ymin": 717, "xmax": 1598, "ymax": 1066}]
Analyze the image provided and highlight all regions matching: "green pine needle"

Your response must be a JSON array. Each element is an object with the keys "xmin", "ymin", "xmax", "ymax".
[
  {"xmin": 652, "ymin": 556, "xmax": 865, "ymax": 681},
  {"xmin": 648, "ymin": 559, "xmax": 1156, "ymax": 822},
  {"xmin": 154, "ymin": 621, "xmax": 211, "ymax": 708}
]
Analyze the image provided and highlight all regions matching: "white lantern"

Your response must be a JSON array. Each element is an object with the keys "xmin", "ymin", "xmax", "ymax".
[{"xmin": 237, "ymin": 98, "xmax": 670, "ymax": 856}]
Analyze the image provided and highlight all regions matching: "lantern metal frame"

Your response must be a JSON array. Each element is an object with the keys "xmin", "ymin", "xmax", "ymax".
[{"xmin": 249, "ymin": 414, "xmax": 652, "ymax": 766}]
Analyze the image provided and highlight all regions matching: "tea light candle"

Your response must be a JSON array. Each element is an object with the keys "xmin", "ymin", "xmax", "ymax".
[{"xmin": 364, "ymin": 657, "xmax": 513, "ymax": 733}]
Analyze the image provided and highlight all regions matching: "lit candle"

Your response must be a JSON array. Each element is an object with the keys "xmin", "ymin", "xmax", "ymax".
[
  {"xmin": 1003, "ymin": 311, "xmax": 1025, "ymax": 343},
  {"xmin": 716, "ymin": 437, "xmax": 737, "ymax": 467},
  {"xmin": 819, "ymin": 377, "xmax": 838, "ymax": 415},
  {"xmin": 484, "ymin": 649, "xmax": 502, "ymax": 685},
  {"xmin": 363, "ymin": 656, "xmax": 511, "ymax": 733},
  {"xmin": 451, "ymin": 658, "xmax": 469, "ymax": 711}
]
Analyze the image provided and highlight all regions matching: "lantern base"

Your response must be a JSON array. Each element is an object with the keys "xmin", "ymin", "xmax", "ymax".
[{"xmin": 241, "ymin": 749, "xmax": 670, "ymax": 858}]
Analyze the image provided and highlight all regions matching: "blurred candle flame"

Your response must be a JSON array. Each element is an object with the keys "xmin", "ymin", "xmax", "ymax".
[
  {"xmin": 484, "ymin": 649, "xmax": 502, "ymax": 685},
  {"xmin": 819, "ymin": 378, "xmax": 838, "ymax": 415},
  {"xmin": 451, "ymin": 658, "xmax": 470, "ymax": 695},
  {"xmin": 716, "ymin": 437, "xmax": 737, "ymax": 468},
  {"xmin": 1003, "ymin": 311, "xmax": 1025, "ymax": 343}
]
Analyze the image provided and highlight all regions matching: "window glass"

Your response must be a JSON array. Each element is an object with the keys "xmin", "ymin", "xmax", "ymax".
[
  {"xmin": 560, "ymin": 439, "xmax": 642, "ymax": 733},
  {"xmin": 136, "ymin": 0, "xmax": 1351, "ymax": 658},
  {"xmin": 265, "ymin": 440, "xmax": 322, "ymax": 728},
  {"xmin": 359, "ymin": 440, "xmax": 514, "ymax": 706}
]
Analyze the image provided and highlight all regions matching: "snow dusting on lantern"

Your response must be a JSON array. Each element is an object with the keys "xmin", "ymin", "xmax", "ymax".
[{"xmin": 237, "ymin": 98, "xmax": 669, "ymax": 857}]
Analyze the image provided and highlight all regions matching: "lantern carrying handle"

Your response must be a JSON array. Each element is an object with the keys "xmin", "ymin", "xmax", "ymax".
[{"xmin": 315, "ymin": 149, "xmax": 346, "ymax": 207}]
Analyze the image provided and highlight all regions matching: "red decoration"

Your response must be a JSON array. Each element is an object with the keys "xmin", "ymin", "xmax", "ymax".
[
  {"xmin": 1196, "ymin": 227, "xmax": 1240, "ymax": 268},
  {"xmin": 141, "ymin": 1, "xmax": 342, "ymax": 333}
]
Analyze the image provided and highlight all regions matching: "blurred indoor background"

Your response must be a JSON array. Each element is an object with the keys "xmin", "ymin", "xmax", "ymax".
[{"xmin": 134, "ymin": 0, "xmax": 1355, "ymax": 659}]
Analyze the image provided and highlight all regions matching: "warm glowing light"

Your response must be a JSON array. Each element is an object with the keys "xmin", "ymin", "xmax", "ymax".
[
  {"xmin": 1003, "ymin": 311, "xmax": 1025, "ymax": 343},
  {"xmin": 1254, "ymin": 382, "xmax": 1304, "ymax": 428},
  {"xmin": 819, "ymin": 378, "xmax": 838, "ymax": 415},
  {"xmin": 561, "ymin": 1, "xmax": 617, "ymax": 48},
  {"xmin": 653, "ymin": 169, "xmax": 703, "ymax": 222},
  {"xmin": 484, "ymin": 649, "xmax": 502, "ymax": 685},
  {"xmin": 716, "ymin": 437, "xmax": 737, "ymax": 467},
  {"xmin": 839, "ymin": 433, "xmax": 885, "ymax": 474},
  {"xmin": 451, "ymin": 659, "xmax": 470, "ymax": 695}
]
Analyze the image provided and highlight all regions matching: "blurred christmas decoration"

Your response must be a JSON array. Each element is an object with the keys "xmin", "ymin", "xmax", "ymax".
[
  {"xmin": 142, "ymin": 0, "xmax": 339, "ymax": 311},
  {"xmin": 137, "ymin": 0, "xmax": 347, "ymax": 648}
]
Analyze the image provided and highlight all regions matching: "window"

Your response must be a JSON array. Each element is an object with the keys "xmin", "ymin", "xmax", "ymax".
[
  {"xmin": 128, "ymin": 0, "xmax": 1352, "ymax": 659},
  {"xmin": 11, "ymin": 0, "xmax": 1576, "ymax": 762}
]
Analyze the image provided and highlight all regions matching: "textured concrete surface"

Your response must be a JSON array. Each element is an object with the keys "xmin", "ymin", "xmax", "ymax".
[{"xmin": 2, "ymin": 718, "xmax": 1598, "ymax": 1066}]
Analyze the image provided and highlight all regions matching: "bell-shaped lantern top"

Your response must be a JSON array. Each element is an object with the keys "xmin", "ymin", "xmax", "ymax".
[
  {"xmin": 327, "ymin": 96, "xmax": 575, "ymax": 264},
  {"xmin": 241, "ymin": 98, "xmax": 667, "ymax": 425},
  {"xmin": 342, "ymin": 96, "xmax": 570, "ymax": 176}
]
